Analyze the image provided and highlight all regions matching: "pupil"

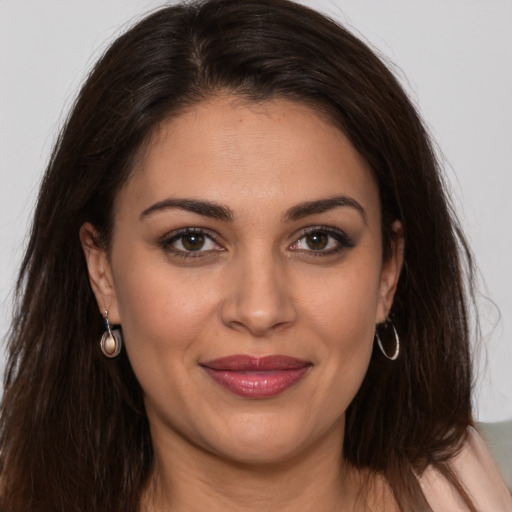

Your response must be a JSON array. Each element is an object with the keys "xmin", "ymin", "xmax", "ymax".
[
  {"xmin": 182, "ymin": 233, "xmax": 205, "ymax": 251},
  {"xmin": 306, "ymin": 232, "xmax": 328, "ymax": 250}
]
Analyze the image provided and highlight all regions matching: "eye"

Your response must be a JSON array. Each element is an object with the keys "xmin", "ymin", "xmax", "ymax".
[
  {"xmin": 160, "ymin": 228, "xmax": 224, "ymax": 256},
  {"xmin": 290, "ymin": 227, "xmax": 353, "ymax": 254}
]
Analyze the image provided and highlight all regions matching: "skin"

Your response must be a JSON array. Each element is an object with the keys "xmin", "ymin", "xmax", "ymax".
[{"xmin": 81, "ymin": 96, "xmax": 404, "ymax": 511}]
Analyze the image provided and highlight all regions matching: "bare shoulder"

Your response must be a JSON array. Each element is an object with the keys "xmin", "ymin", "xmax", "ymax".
[{"xmin": 419, "ymin": 428, "xmax": 512, "ymax": 511}]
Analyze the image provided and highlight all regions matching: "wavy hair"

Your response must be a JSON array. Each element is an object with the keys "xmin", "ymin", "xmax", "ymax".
[{"xmin": 0, "ymin": 1, "xmax": 476, "ymax": 510}]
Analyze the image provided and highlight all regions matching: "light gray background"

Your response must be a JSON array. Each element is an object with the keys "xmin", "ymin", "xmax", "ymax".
[{"xmin": 1, "ymin": 1, "xmax": 511, "ymax": 422}]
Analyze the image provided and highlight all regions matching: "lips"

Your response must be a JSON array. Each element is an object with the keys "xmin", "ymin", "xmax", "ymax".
[{"xmin": 200, "ymin": 355, "xmax": 312, "ymax": 398}]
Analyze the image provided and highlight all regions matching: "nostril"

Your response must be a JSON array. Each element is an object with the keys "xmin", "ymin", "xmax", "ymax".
[
  {"xmin": 270, "ymin": 321, "xmax": 294, "ymax": 333},
  {"xmin": 219, "ymin": 263, "xmax": 298, "ymax": 336},
  {"xmin": 221, "ymin": 300, "xmax": 297, "ymax": 337}
]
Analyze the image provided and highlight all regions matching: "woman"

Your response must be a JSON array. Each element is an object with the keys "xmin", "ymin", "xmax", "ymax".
[{"xmin": 0, "ymin": 0, "xmax": 510, "ymax": 510}]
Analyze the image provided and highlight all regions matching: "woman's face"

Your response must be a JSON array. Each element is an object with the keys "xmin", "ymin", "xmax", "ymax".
[{"xmin": 82, "ymin": 96, "xmax": 402, "ymax": 465}]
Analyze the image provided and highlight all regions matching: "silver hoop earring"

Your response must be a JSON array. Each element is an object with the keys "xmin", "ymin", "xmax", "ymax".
[
  {"xmin": 375, "ymin": 321, "xmax": 400, "ymax": 361},
  {"xmin": 100, "ymin": 311, "xmax": 122, "ymax": 358}
]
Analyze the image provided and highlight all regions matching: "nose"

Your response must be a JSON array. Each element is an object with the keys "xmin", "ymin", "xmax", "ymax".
[{"xmin": 220, "ymin": 251, "xmax": 297, "ymax": 337}]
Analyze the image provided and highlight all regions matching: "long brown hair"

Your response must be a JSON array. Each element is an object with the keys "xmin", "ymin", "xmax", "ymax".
[{"xmin": 0, "ymin": 1, "xmax": 476, "ymax": 510}]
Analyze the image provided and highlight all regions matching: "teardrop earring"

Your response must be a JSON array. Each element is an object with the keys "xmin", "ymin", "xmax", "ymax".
[{"xmin": 100, "ymin": 310, "xmax": 123, "ymax": 358}]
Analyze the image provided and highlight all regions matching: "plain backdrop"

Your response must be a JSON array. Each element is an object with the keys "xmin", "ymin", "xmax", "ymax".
[{"xmin": 0, "ymin": 0, "xmax": 511, "ymax": 422}]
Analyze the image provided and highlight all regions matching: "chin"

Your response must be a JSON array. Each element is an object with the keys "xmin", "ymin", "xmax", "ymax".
[
  {"xmin": 213, "ymin": 438, "xmax": 305, "ymax": 466},
  {"xmin": 202, "ymin": 412, "xmax": 332, "ymax": 466}
]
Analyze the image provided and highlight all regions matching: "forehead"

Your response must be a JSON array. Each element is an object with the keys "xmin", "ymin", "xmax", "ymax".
[{"xmin": 118, "ymin": 96, "xmax": 380, "ymax": 224}]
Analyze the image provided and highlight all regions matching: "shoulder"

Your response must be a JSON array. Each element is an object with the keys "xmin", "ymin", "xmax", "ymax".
[{"xmin": 419, "ymin": 427, "xmax": 512, "ymax": 512}]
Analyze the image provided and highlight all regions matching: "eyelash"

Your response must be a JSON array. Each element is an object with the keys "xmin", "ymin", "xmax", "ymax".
[
  {"xmin": 159, "ymin": 226, "xmax": 354, "ymax": 259},
  {"xmin": 290, "ymin": 226, "xmax": 355, "ymax": 256},
  {"xmin": 159, "ymin": 228, "xmax": 223, "ymax": 259}
]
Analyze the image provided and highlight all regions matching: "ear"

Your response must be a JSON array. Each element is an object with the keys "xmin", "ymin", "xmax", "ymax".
[
  {"xmin": 376, "ymin": 220, "xmax": 404, "ymax": 323},
  {"xmin": 79, "ymin": 223, "xmax": 120, "ymax": 324}
]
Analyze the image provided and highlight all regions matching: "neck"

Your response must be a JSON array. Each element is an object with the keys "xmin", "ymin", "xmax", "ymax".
[{"xmin": 140, "ymin": 421, "xmax": 364, "ymax": 512}]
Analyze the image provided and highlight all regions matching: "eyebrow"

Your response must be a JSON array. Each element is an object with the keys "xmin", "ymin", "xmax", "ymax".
[
  {"xmin": 139, "ymin": 198, "xmax": 234, "ymax": 221},
  {"xmin": 139, "ymin": 195, "xmax": 366, "ymax": 224},
  {"xmin": 284, "ymin": 196, "xmax": 367, "ymax": 224}
]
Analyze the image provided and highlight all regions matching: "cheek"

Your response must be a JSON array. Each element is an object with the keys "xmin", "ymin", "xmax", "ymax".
[
  {"xmin": 299, "ymin": 256, "xmax": 381, "ymax": 394},
  {"xmin": 110, "ymin": 256, "xmax": 222, "ymax": 431},
  {"xmin": 303, "ymin": 259, "xmax": 381, "ymax": 346},
  {"xmin": 111, "ymin": 252, "xmax": 220, "ymax": 362}
]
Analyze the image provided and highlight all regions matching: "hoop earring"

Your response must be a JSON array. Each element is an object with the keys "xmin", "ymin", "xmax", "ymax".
[
  {"xmin": 100, "ymin": 311, "xmax": 122, "ymax": 358},
  {"xmin": 375, "ymin": 321, "xmax": 400, "ymax": 361}
]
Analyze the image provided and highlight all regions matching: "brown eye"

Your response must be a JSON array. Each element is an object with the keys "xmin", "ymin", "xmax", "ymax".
[
  {"xmin": 181, "ymin": 233, "xmax": 206, "ymax": 251},
  {"xmin": 162, "ymin": 229, "xmax": 223, "ymax": 256},
  {"xmin": 305, "ymin": 231, "xmax": 329, "ymax": 250},
  {"xmin": 290, "ymin": 227, "xmax": 354, "ymax": 255}
]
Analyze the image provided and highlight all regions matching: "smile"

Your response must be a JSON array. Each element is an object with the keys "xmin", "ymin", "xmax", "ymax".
[{"xmin": 200, "ymin": 355, "xmax": 312, "ymax": 398}]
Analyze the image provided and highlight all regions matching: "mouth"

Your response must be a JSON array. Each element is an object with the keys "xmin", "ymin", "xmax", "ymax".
[{"xmin": 199, "ymin": 355, "xmax": 312, "ymax": 399}]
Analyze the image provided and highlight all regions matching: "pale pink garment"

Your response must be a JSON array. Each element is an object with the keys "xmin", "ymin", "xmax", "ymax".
[{"xmin": 419, "ymin": 428, "xmax": 512, "ymax": 511}]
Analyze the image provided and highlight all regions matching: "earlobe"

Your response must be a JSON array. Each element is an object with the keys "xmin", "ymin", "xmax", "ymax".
[
  {"xmin": 376, "ymin": 220, "xmax": 404, "ymax": 323},
  {"xmin": 79, "ymin": 223, "xmax": 120, "ymax": 323}
]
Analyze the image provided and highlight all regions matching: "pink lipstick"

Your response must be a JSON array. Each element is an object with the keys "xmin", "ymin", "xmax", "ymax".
[{"xmin": 200, "ymin": 355, "xmax": 312, "ymax": 398}]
